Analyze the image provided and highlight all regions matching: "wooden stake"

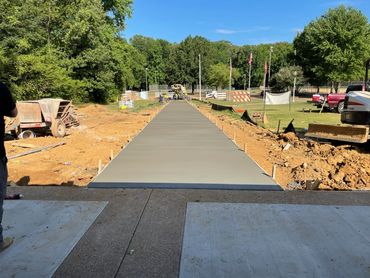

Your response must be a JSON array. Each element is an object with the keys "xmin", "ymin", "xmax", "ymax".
[
  {"xmin": 244, "ymin": 143, "xmax": 248, "ymax": 153},
  {"xmin": 110, "ymin": 150, "xmax": 114, "ymax": 160},
  {"xmin": 98, "ymin": 159, "xmax": 102, "ymax": 174},
  {"xmin": 272, "ymin": 164, "xmax": 277, "ymax": 180},
  {"xmin": 277, "ymin": 120, "xmax": 281, "ymax": 134}
]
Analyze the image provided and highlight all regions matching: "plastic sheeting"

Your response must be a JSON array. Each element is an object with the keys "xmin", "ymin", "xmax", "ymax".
[{"xmin": 265, "ymin": 91, "xmax": 290, "ymax": 105}]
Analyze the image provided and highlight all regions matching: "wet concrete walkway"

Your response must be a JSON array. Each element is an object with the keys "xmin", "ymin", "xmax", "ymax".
[{"xmin": 90, "ymin": 101, "xmax": 279, "ymax": 190}]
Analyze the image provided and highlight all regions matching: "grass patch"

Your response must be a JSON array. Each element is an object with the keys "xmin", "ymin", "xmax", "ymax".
[
  {"xmin": 105, "ymin": 99, "xmax": 160, "ymax": 112},
  {"xmin": 206, "ymin": 97, "xmax": 341, "ymax": 132},
  {"xmin": 131, "ymin": 100, "xmax": 161, "ymax": 112}
]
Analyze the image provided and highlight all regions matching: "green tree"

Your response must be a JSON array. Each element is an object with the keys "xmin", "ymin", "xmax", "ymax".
[
  {"xmin": 60, "ymin": 0, "xmax": 125, "ymax": 102},
  {"xmin": 102, "ymin": 0, "xmax": 133, "ymax": 30},
  {"xmin": 294, "ymin": 6, "xmax": 370, "ymax": 91},
  {"xmin": 271, "ymin": 66, "xmax": 305, "ymax": 92},
  {"xmin": 208, "ymin": 63, "xmax": 240, "ymax": 90},
  {"xmin": 234, "ymin": 43, "xmax": 293, "ymax": 89},
  {"xmin": 209, "ymin": 41, "xmax": 237, "ymax": 65},
  {"xmin": 131, "ymin": 35, "xmax": 168, "ymax": 85},
  {"xmin": 112, "ymin": 38, "xmax": 146, "ymax": 90},
  {"xmin": 176, "ymin": 36, "xmax": 213, "ymax": 92},
  {"xmin": 0, "ymin": 0, "xmax": 84, "ymax": 100},
  {"xmin": 0, "ymin": 0, "xmax": 134, "ymax": 103}
]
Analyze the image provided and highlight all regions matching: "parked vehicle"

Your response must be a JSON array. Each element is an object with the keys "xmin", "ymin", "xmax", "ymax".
[
  {"xmin": 306, "ymin": 59, "xmax": 370, "ymax": 144},
  {"xmin": 345, "ymin": 84, "xmax": 363, "ymax": 94},
  {"xmin": 311, "ymin": 84, "xmax": 367, "ymax": 113},
  {"xmin": 311, "ymin": 93, "xmax": 345, "ymax": 113}
]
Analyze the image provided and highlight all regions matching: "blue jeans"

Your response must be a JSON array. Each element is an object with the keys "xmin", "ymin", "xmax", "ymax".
[{"xmin": 0, "ymin": 157, "xmax": 8, "ymax": 243}]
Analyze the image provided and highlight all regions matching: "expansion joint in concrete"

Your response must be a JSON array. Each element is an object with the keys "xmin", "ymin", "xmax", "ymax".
[{"xmin": 113, "ymin": 189, "xmax": 153, "ymax": 278}]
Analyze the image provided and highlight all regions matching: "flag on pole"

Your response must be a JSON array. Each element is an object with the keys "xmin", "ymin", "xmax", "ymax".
[{"xmin": 248, "ymin": 52, "xmax": 253, "ymax": 65}]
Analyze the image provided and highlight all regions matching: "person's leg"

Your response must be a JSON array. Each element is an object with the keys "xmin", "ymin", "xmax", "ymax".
[{"xmin": 0, "ymin": 157, "xmax": 8, "ymax": 243}]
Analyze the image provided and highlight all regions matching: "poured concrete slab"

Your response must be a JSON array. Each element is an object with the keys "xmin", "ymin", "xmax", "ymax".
[
  {"xmin": 180, "ymin": 203, "xmax": 370, "ymax": 278},
  {"xmin": 0, "ymin": 200, "xmax": 107, "ymax": 278},
  {"xmin": 90, "ymin": 101, "xmax": 279, "ymax": 190}
]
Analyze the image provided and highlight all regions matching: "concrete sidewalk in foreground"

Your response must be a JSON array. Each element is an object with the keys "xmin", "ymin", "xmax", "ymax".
[
  {"xmin": 5, "ymin": 187, "xmax": 370, "ymax": 278},
  {"xmin": 90, "ymin": 101, "xmax": 279, "ymax": 190}
]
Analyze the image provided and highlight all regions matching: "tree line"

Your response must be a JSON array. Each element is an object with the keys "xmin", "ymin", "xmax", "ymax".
[
  {"xmin": 1, "ymin": 2, "xmax": 369, "ymax": 103},
  {"xmin": 132, "ymin": 35, "xmax": 294, "ymax": 92}
]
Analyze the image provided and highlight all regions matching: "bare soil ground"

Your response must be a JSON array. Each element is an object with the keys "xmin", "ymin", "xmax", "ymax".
[
  {"xmin": 6, "ymin": 101, "xmax": 370, "ymax": 190},
  {"xmin": 195, "ymin": 102, "xmax": 370, "ymax": 191},
  {"xmin": 5, "ymin": 104, "xmax": 162, "ymax": 186}
]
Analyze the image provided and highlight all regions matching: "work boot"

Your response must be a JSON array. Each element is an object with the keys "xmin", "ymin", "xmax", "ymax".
[{"xmin": 0, "ymin": 237, "xmax": 13, "ymax": 252}]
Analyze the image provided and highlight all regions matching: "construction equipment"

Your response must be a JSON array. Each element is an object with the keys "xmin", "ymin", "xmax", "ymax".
[
  {"xmin": 5, "ymin": 99, "xmax": 79, "ymax": 139},
  {"xmin": 171, "ymin": 84, "xmax": 187, "ymax": 100},
  {"xmin": 306, "ymin": 59, "xmax": 370, "ymax": 143}
]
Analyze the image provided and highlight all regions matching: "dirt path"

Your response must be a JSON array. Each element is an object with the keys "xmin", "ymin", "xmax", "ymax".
[
  {"xmin": 195, "ymin": 102, "xmax": 370, "ymax": 190},
  {"xmin": 6, "ymin": 104, "xmax": 163, "ymax": 186}
]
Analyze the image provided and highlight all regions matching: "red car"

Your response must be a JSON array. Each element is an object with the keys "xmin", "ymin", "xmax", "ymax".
[
  {"xmin": 311, "ymin": 84, "xmax": 363, "ymax": 113},
  {"xmin": 312, "ymin": 93, "xmax": 345, "ymax": 113}
]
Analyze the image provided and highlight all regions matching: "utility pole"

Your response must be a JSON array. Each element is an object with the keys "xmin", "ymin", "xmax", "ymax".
[
  {"xmin": 229, "ymin": 57, "xmax": 232, "ymax": 91},
  {"xmin": 145, "ymin": 68, "xmax": 148, "ymax": 91},
  {"xmin": 154, "ymin": 71, "xmax": 158, "ymax": 94},
  {"xmin": 199, "ymin": 54, "xmax": 202, "ymax": 101},
  {"xmin": 248, "ymin": 52, "xmax": 252, "ymax": 93},
  {"xmin": 268, "ymin": 46, "xmax": 273, "ymax": 86},
  {"xmin": 263, "ymin": 61, "xmax": 267, "ymax": 114},
  {"xmin": 293, "ymin": 70, "xmax": 297, "ymax": 103}
]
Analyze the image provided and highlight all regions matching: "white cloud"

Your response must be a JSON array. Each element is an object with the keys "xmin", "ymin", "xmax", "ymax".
[
  {"xmin": 214, "ymin": 26, "xmax": 271, "ymax": 35},
  {"xmin": 215, "ymin": 29, "xmax": 239, "ymax": 34},
  {"xmin": 291, "ymin": 28, "xmax": 303, "ymax": 33}
]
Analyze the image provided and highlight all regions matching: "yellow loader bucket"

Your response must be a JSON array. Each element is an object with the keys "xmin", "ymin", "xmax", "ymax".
[{"xmin": 305, "ymin": 124, "xmax": 369, "ymax": 144}]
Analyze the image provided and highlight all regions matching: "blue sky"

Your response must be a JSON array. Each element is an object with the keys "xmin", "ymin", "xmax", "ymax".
[{"xmin": 122, "ymin": 0, "xmax": 370, "ymax": 45}]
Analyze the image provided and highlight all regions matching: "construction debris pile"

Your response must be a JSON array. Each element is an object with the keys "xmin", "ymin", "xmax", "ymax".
[
  {"xmin": 197, "ymin": 104, "xmax": 370, "ymax": 191},
  {"xmin": 279, "ymin": 134, "xmax": 370, "ymax": 190}
]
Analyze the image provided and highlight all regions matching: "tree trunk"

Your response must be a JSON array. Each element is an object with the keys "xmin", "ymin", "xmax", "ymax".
[{"xmin": 335, "ymin": 82, "xmax": 340, "ymax": 93}]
